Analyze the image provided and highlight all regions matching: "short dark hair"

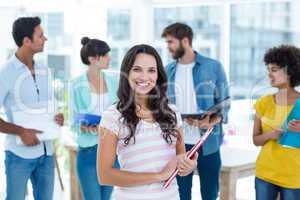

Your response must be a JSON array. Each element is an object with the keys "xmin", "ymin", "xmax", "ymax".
[
  {"xmin": 264, "ymin": 44, "xmax": 300, "ymax": 87},
  {"xmin": 161, "ymin": 22, "xmax": 193, "ymax": 45},
  {"xmin": 12, "ymin": 16, "xmax": 41, "ymax": 47},
  {"xmin": 80, "ymin": 37, "xmax": 111, "ymax": 65}
]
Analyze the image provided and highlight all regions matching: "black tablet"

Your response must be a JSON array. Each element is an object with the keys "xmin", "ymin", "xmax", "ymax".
[
  {"xmin": 181, "ymin": 97, "xmax": 230, "ymax": 120},
  {"xmin": 181, "ymin": 113, "xmax": 206, "ymax": 120}
]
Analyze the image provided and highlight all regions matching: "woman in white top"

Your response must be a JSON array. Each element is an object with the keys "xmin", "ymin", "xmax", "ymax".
[{"xmin": 97, "ymin": 44, "xmax": 197, "ymax": 200}]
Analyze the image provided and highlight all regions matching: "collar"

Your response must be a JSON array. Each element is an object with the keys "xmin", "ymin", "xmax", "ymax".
[
  {"xmin": 194, "ymin": 51, "xmax": 204, "ymax": 65},
  {"xmin": 171, "ymin": 51, "xmax": 204, "ymax": 69},
  {"xmin": 11, "ymin": 54, "xmax": 26, "ymax": 69},
  {"xmin": 12, "ymin": 53, "xmax": 39, "ymax": 69}
]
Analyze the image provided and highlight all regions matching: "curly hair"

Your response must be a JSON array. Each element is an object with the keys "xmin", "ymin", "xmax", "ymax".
[
  {"xmin": 117, "ymin": 44, "xmax": 180, "ymax": 146},
  {"xmin": 264, "ymin": 44, "xmax": 300, "ymax": 87}
]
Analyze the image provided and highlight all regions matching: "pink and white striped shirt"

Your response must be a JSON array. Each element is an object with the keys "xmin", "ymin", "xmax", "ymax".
[{"xmin": 100, "ymin": 104, "xmax": 182, "ymax": 200}]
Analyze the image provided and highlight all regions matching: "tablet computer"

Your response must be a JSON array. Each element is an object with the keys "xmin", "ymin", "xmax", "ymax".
[
  {"xmin": 181, "ymin": 113, "xmax": 206, "ymax": 120},
  {"xmin": 181, "ymin": 96, "xmax": 230, "ymax": 119}
]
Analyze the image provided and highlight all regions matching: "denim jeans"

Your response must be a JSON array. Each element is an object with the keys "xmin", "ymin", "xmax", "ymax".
[
  {"xmin": 255, "ymin": 177, "xmax": 300, "ymax": 200},
  {"xmin": 176, "ymin": 145, "xmax": 221, "ymax": 200},
  {"xmin": 4, "ymin": 151, "xmax": 54, "ymax": 200},
  {"xmin": 77, "ymin": 145, "xmax": 118, "ymax": 200}
]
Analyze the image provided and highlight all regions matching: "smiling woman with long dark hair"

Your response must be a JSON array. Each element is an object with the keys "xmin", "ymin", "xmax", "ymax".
[
  {"xmin": 116, "ymin": 44, "xmax": 179, "ymax": 146},
  {"xmin": 97, "ymin": 44, "xmax": 197, "ymax": 199}
]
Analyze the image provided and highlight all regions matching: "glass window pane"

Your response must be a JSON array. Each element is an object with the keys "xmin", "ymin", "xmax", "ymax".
[
  {"xmin": 153, "ymin": 5, "xmax": 223, "ymax": 65},
  {"xmin": 230, "ymin": 1, "xmax": 299, "ymax": 99},
  {"xmin": 107, "ymin": 9, "xmax": 131, "ymax": 41}
]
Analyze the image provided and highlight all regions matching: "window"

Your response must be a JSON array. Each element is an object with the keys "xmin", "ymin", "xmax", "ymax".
[
  {"xmin": 107, "ymin": 9, "xmax": 131, "ymax": 41},
  {"xmin": 153, "ymin": 5, "xmax": 223, "ymax": 65},
  {"xmin": 230, "ymin": 1, "xmax": 297, "ymax": 99},
  {"xmin": 107, "ymin": 9, "xmax": 131, "ymax": 69}
]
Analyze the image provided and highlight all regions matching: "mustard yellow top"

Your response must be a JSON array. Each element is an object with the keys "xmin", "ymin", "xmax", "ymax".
[{"xmin": 254, "ymin": 94, "xmax": 300, "ymax": 188}]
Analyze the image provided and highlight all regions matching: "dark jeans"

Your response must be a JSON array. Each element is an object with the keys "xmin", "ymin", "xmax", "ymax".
[
  {"xmin": 255, "ymin": 177, "xmax": 300, "ymax": 200},
  {"xmin": 176, "ymin": 145, "xmax": 221, "ymax": 200},
  {"xmin": 77, "ymin": 145, "xmax": 119, "ymax": 200}
]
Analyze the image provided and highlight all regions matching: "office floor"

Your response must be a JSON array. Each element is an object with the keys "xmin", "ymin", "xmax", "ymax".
[{"xmin": 0, "ymin": 133, "xmax": 256, "ymax": 200}]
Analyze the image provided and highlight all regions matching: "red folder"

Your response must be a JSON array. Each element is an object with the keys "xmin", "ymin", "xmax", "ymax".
[{"xmin": 163, "ymin": 127, "xmax": 214, "ymax": 189}]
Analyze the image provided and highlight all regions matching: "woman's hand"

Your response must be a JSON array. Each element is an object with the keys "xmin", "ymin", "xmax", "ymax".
[
  {"xmin": 288, "ymin": 120, "xmax": 300, "ymax": 132},
  {"xmin": 54, "ymin": 113, "xmax": 64, "ymax": 126},
  {"xmin": 268, "ymin": 128, "xmax": 283, "ymax": 140},
  {"xmin": 159, "ymin": 157, "xmax": 178, "ymax": 181},
  {"xmin": 177, "ymin": 152, "xmax": 198, "ymax": 176},
  {"xmin": 80, "ymin": 124, "xmax": 98, "ymax": 133}
]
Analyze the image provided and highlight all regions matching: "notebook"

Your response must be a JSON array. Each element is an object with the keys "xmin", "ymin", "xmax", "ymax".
[
  {"xmin": 163, "ymin": 127, "xmax": 214, "ymax": 189},
  {"xmin": 75, "ymin": 113, "xmax": 101, "ymax": 127},
  {"xmin": 278, "ymin": 98, "xmax": 300, "ymax": 148}
]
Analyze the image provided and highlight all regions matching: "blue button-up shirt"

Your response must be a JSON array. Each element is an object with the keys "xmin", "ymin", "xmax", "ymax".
[
  {"xmin": 0, "ymin": 54, "xmax": 54, "ymax": 159},
  {"xmin": 166, "ymin": 51, "xmax": 230, "ymax": 155}
]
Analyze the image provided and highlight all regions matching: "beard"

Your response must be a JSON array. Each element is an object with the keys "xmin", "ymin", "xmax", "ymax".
[{"xmin": 172, "ymin": 42, "xmax": 185, "ymax": 60}]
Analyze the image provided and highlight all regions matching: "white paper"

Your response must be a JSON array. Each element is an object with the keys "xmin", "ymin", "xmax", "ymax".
[{"xmin": 13, "ymin": 109, "xmax": 61, "ymax": 145}]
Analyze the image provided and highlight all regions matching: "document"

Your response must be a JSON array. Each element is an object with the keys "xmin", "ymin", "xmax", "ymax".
[{"xmin": 14, "ymin": 108, "xmax": 60, "ymax": 145}]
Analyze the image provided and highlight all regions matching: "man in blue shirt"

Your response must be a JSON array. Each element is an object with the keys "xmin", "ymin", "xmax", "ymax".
[
  {"xmin": 0, "ymin": 17, "xmax": 64, "ymax": 200},
  {"xmin": 162, "ymin": 23, "xmax": 230, "ymax": 200}
]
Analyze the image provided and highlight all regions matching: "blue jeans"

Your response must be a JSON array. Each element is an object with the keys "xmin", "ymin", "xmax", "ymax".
[
  {"xmin": 176, "ymin": 145, "xmax": 221, "ymax": 200},
  {"xmin": 77, "ymin": 145, "xmax": 118, "ymax": 200},
  {"xmin": 255, "ymin": 177, "xmax": 300, "ymax": 200},
  {"xmin": 4, "ymin": 151, "xmax": 54, "ymax": 200}
]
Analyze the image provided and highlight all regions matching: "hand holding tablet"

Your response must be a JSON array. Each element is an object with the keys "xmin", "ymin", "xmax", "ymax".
[{"xmin": 181, "ymin": 96, "xmax": 230, "ymax": 120}]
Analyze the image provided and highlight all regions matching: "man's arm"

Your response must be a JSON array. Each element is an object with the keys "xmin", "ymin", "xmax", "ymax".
[
  {"xmin": 214, "ymin": 62, "xmax": 230, "ymax": 123},
  {"xmin": 0, "ymin": 70, "xmax": 41, "ymax": 145},
  {"xmin": 0, "ymin": 118, "xmax": 23, "ymax": 135},
  {"xmin": 0, "ymin": 118, "xmax": 41, "ymax": 146},
  {"xmin": 0, "ymin": 71, "xmax": 22, "ymax": 135},
  {"xmin": 0, "ymin": 74, "xmax": 21, "ymax": 134}
]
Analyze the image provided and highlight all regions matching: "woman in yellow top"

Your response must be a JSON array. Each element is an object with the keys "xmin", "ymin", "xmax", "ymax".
[{"xmin": 253, "ymin": 45, "xmax": 300, "ymax": 200}]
